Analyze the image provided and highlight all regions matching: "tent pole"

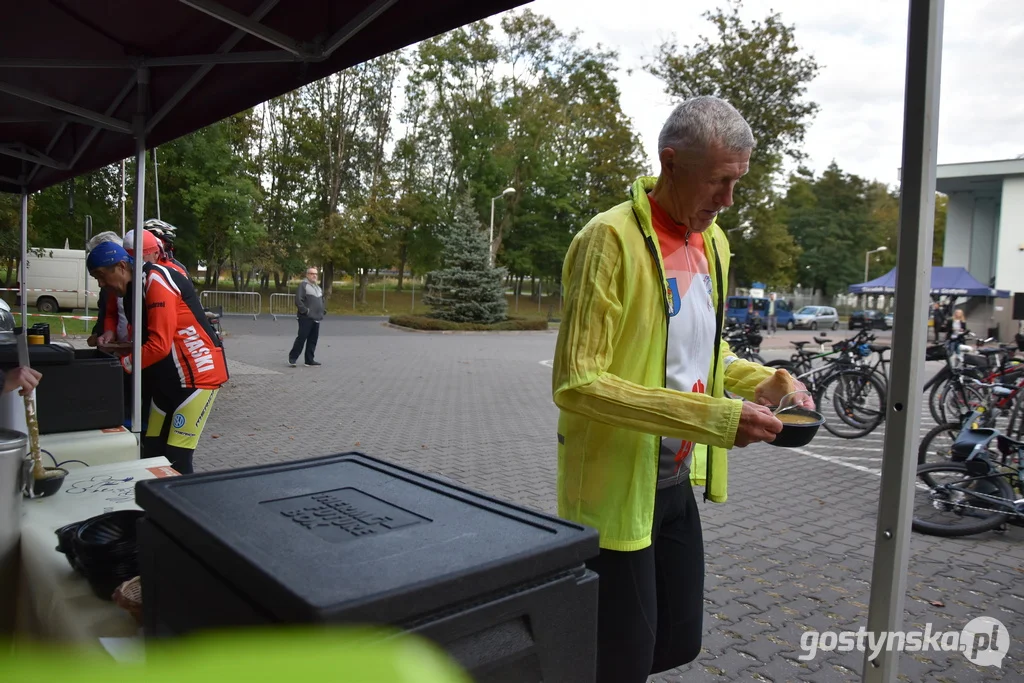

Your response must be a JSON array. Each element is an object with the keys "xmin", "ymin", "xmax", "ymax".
[
  {"xmin": 862, "ymin": 1, "xmax": 943, "ymax": 681},
  {"xmin": 19, "ymin": 192, "xmax": 27, "ymax": 326},
  {"xmin": 152, "ymin": 147, "xmax": 160, "ymax": 220},
  {"xmin": 131, "ymin": 68, "xmax": 149, "ymax": 438}
]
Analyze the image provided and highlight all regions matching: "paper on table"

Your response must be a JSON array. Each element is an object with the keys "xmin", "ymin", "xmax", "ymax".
[{"xmin": 21, "ymin": 457, "xmax": 178, "ymax": 530}]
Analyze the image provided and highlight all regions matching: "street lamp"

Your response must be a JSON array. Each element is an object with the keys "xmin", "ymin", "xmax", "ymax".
[
  {"xmin": 489, "ymin": 187, "xmax": 516, "ymax": 267},
  {"xmin": 865, "ymin": 246, "xmax": 888, "ymax": 283}
]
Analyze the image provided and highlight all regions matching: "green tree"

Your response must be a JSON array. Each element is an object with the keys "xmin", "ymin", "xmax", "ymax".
[
  {"xmin": 645, "ymin": 0, "xmax": 819, "ymax": 286},
  {"xmin": 424, "ymin": 195, "xmax": 507, "ymax": 323},
  {"xmin": 782, "ymin": 163, "xmax": 896, "ymax": 295},
  {"xmin": 145, "ymin": 114, "xmax": 264, "ymax": 286}
]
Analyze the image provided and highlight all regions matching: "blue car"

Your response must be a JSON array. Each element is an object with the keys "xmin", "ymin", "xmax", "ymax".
[{"xmin": 726, "ymin": 296, "xmax": 795, "ymax": 330}]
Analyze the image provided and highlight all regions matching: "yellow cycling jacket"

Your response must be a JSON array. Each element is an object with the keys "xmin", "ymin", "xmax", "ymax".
[{"xmin": 552, "ymin": 176, "xmax": 774, "ymax": 551}]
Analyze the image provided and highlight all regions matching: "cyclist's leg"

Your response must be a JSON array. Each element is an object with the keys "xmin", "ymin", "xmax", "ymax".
[
  {"xmin": 162, "ymin": 388, "xmax": 219, "ymax": 474},
  {"xmin": 143, "ymin": 393, "xmax": 172, "ymax": 463},
  {"xmin": 585, "ymin": 544, "xmax": 657, "ymax": 683},
  {"xmin": 650, "ymin": 480, "xmax": 704, "ymax": 674}
]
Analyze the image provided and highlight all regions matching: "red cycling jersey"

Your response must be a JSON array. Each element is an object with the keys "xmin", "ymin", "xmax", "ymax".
[{"xmin": 120, "ymin": 263, "xmax": 228, "ymax": 390}]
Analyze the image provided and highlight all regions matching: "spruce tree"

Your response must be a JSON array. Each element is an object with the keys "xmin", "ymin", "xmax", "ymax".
[{"xmin": 425, "ymin": 196, "xmax": 508, "ymax": 324}]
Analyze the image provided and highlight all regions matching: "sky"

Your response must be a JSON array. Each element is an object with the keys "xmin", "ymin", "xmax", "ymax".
[{"xmin": 522, "ymin": 0, "xmax": 1024, "ymax": 187}]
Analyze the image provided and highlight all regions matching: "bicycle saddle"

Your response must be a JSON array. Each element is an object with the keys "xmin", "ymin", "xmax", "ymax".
[
  {"xmin": 813, "ymin": 336, "xmax": 832, "ymax": 344},
  {"xmin": 791, "ymin": 341, "xmax": 810, "ymax": 349},
  {"xmin": 977, "ymin": 347, "xmax": 1005, "ymax": 356},
  {"xmin": 950, "ymin": 428, "xmax": 998, "ymax": 461},
  {"xmin": 868, "ymin": 343, "xmax": 890, "ymax": 353}
]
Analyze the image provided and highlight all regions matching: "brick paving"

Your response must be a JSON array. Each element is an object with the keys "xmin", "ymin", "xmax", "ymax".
[{"xmin": 193, "ymin": 316, "xmax": 1021, "ymax": 681}]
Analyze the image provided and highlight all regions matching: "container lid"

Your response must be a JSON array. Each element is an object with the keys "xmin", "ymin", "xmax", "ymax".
[
  {"xmin": 0, "ymin": 428, "xmax": 27, "ymax": 451},
  {"xmin": 0, "ymin": 343, "xmax": 74, "ymax": 367},
  {"xmin": 136, "ymin": 453, "xmax": 598, "ymax": 625}
]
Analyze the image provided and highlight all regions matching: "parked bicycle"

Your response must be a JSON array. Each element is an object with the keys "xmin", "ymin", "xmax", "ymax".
[
  {"xmin": 912, "ymin": 425, "xmax": 1024, "ymax": 537},
  {"xmin": 724, "ymin": 317, "xmax": 765, "ymax": 364},
  {"xmin": 766, "ymin": 329, "xmax": 886, "ymax": 439},
  {"xmin": 917, "ymin": 383, "xmax": 1016, "ymax": 465}
]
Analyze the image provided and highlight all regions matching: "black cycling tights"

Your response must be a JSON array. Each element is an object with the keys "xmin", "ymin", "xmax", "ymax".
[{"xmin": 585, "ymin": 480, "xmax": 705, "ymax": 683}]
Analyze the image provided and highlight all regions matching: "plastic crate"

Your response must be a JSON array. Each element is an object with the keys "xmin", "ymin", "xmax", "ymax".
[
  {"xmin": 0, "ymin": 346, "xmax": 124, "ymax": 434},
  {"xmin": 136, "ymin": 453, "xmax": 600, "ymax": 682}
]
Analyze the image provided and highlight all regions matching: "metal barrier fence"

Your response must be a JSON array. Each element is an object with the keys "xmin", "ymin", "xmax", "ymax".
[
  {"xmin": 199, "ymin": 290, "xmax": 261, "ymax": 319},
  {"xmin": 269, "ymin": 293, "xmax": 294, "ymax": 320}
]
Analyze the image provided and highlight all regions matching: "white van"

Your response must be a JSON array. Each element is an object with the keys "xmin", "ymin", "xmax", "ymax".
[{"xmin": 20, "ymin": 248, "xmax": 100, "ymax": 313}]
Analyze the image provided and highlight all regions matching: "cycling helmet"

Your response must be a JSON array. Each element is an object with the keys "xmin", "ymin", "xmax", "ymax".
[
  {"xmin": 143, "ymin": 218, "xmax": 177, "ymax": 245},
  {"xmin": 123, "ymin": 229, "xmax": 162, "ymax": 257}
]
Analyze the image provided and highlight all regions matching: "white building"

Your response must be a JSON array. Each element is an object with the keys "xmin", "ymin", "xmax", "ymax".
[{"xmin": 937, "ymin": 157, "xmax": 1024, "ymax": 337}]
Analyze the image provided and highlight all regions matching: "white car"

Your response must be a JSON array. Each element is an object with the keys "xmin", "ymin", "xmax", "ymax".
[{"xmin": 792, "ymin": 306, "xmax": 840, "ymax": 331}]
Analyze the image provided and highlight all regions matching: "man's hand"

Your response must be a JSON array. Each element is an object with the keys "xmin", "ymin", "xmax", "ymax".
[
  {"xmin": 4, "ymin": 367, "xmax": 41, "ymax": 396},
  {"xmin": 734, "ymin": 402, "xmax": 783, "ymax": 447},
  {"xmin": 97, "ymin": 331, "xmax": 115, "ymax": 346},
  {"xmin": 87, "ymin": 334, "xmax": 98, "ymax": 348}
]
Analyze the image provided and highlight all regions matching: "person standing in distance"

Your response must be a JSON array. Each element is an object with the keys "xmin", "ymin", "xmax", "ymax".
[
  {"xmin": 289, "ymin": 267, "xmax": 325, "ymax": 367},
  {"xmin": 552, "ymin": 96, "xmax": 813, "ymax": 683}
]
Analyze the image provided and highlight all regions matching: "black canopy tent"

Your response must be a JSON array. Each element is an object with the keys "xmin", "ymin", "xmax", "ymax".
[
  {"xmin": 0, "ymin": 0, "xmax": 528, "ymax": 194},
  {"xmin": 0, "ymin": 1, "xmax": 952, "ymax": 681},
  {"xmin": 0, "ymin": 0, "xmax": 528, "ymax": 434}
]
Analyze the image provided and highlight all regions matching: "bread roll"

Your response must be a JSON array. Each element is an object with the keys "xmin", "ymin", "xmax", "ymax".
[{"xmin": 757, "ymin": 368, "xmax": 795, "ymax": 401}]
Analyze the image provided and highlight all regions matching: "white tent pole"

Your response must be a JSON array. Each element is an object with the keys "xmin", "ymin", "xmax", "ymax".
[
  {"xmin": 19, "ymin": 192, "xmax": 27, "ymax": 327},
  {"xmin": 131, "ymin": 69, "xmax": 149, "ymax": 437},
  {"xmin": 862, "ymin": 1, "xmax": 944, "ymax": 681},
  {"xmin": 120, "ymin": 159, "xmax": 126, "ymax": 237},
  {"xmin": 152, "ymin": 147, "xmax": 160, "ymax": 220}
]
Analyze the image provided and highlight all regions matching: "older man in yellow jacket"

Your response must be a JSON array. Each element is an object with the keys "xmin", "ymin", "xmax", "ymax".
[{"xmin": 552, "ymin": 95, "xmax": 812, "ymax": 683}]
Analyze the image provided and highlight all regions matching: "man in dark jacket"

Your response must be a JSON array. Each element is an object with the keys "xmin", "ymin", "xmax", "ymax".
[{"xmin": 289, "ymin": 267, "xmax": 325, "ymax": 367}]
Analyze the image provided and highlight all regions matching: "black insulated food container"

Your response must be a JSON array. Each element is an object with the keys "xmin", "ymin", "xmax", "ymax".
[{"xmin": 135, "ymin": 452, "xmax": 600, "ymax": 682}]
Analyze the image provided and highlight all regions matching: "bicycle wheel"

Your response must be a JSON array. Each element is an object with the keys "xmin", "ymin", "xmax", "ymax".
[
  {"xmin": 917, "ymin": 422, "xmax": 961, "ymax": 465},
  {"xmin": 928, "ymin": 377, "xmax": 952, "ymax": 424},
  {"xmin": 816, "ymin": 370, "xmax": 886, "ymax": 438},
  {"xmin": 912, "ymin": 462, "xmax": 1013, "ymax": 537},
  {"xmin": 745, "ymin": 352, "xmax": 765, "ymax": 365},
  {"xmin": 937, "ymin": 382, "xmax": 986, "ymax": 425},
  {"xmin": 765, "ymin": 360, "xmax": 796, "ymax": 372}
]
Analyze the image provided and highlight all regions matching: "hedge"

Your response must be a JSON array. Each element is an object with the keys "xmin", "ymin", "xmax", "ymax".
[{"xmin": 388, "ymin": 315, "xmax": 548, "ymax": 332}]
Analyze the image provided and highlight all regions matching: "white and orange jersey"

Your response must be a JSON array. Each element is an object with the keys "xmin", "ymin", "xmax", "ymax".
[{"xmin": 121, "ymin": 263, "xmax": 228, "ymax": 390}]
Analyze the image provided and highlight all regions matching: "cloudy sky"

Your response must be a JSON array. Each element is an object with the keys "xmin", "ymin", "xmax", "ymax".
[{"xmin": 524, "ymin": 0, "xmax": 1024, "ymax": 187}]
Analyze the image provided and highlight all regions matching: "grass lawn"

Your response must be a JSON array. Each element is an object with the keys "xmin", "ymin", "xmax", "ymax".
[{"xmin": 13, "ymin": 312, "xmax": 94, "ymax": 337}]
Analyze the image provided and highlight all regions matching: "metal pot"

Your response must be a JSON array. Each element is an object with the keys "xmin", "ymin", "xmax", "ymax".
[{"xmin": 0, "ymin": 428, "xmax": 28, "ymax": 636}]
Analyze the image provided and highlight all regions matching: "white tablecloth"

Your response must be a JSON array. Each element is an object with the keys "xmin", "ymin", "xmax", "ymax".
[
  {"xmin": 14, "ymin": 458, "xmax": 178, "ymax": 651},
  {"xmin": 38, "ymin": 427, "xmax": 140, "ymax": 471}
]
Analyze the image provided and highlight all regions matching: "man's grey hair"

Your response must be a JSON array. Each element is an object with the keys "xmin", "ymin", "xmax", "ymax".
[
  {"xmin": 86, "ymin": 231, "xmax": 122, "ymax": 253},
  {"xmin": 658, "ymin": 96, "xmax": 755, "ymax": 155}
]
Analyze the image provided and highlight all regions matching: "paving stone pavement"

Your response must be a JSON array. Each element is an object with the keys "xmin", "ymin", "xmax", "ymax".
[{"xmin": 194, "ymin": 316, "xmax": 1022, "ymax": 682}]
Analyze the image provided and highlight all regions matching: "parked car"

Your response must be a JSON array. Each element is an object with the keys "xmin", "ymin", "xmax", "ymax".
[
  {"xmin": 884, "ymin": 312, "xmax": 894, "ymax": 329},
  {"xmin": 792, "ymin": 305, "xmax": 839, "ymax": 331},
  {"xmin": 726, "ymin": 296, "xmax": 796, "ymax": 330},
  {"xmin": 849, "ymin": 310, "xmax": 887, "ymax": 330}
]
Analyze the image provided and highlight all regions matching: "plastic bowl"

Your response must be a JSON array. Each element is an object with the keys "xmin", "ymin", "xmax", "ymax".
[
  {"xmin": 769, "ymin": 407, "xmax": 825, "ymax": 448},
  {"xmin": 31, "ymin": 467, "xmax": 68, "ymax": 498}
]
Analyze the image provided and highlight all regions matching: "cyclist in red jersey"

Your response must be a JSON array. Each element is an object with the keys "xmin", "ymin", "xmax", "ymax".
[{"xmin": 88, "ymin": 241, "xmax": 228, "ymax": 474}]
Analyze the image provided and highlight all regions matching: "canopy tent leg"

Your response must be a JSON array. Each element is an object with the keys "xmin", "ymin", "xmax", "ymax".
[
  {"xmin": 19, "ymin": 192, "xmax": 27, "ymax": 326},
  {"xmin": 130, "ymin": 69, "xmax": 148, "ymax": 436},
  {"xmin": 862, "ymin": 1, "xmax": 944, "ymax": 681}
]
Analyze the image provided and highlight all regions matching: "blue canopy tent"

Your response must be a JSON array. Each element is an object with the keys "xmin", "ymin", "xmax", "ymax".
[{"xmin": 849, "ymin": 266, "xmax": 1010, "ymax": 297}]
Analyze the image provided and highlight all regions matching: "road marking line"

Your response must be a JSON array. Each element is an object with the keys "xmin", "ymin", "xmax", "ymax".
[
  {"xmin": 539, "ymin": 359, "xmax": 553, "ymax": 368},
  {"xmin": 791, "ymin": 447, "xmax": 882, "ymax": 477}
]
